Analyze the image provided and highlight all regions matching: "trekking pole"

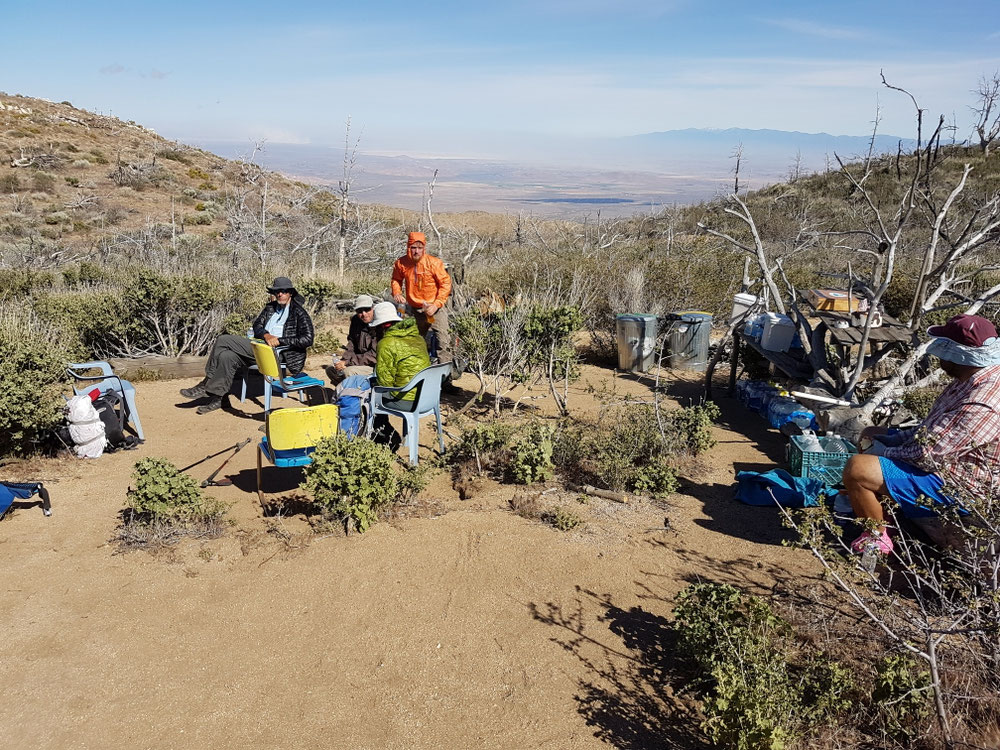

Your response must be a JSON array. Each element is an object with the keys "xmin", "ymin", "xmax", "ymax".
[
  {"xmin": 179, "ymin": 442, "xmax": 249, "ymax": 474},
  {"xmin": 201, "ymin": 437, "xmax": 253, "ymax": 488}
]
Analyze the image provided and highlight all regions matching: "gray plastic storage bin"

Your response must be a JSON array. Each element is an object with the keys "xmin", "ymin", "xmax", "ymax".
[
  {"xmin": 665, "ymin": 312, "xmax": 713, "ymax": 372},
  {"xmin": 616, "ymin": 314, "xmax": 658, "ymax": 372}
]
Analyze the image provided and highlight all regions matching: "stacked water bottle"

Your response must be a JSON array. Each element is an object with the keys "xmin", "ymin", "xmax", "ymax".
[{"xmin": 736, "ymin": 380, "xmax": 817, "ymax": 431}]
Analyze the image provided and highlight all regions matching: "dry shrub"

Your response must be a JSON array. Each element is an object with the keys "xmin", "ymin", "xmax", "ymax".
[{"xmin": 509, "ymin": 491, "xmax": 542, "ymax": 520}]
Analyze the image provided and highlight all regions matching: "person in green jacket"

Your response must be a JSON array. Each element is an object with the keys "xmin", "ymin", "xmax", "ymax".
[
  {"xmin": 371, "ymin": 301, "xmax": 432, "ymax": 399},
  {"xmin": 369, "ymin": 301, "xmax": 431, "ymax": 448}
]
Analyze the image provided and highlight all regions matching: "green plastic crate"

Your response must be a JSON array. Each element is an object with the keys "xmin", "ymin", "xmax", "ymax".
[{"xmin": 788, "ymin": 435, "xmax": 857, "ymax": 482}]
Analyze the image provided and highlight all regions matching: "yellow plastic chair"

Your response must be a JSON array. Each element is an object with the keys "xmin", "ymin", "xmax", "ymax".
[
  {"xmin": 256, "ymin": 403, "xmax": 340, "ymax": 502},
  {"xmin": 251, "ymin": 340, "xmax": 326, "ymax": 412}
]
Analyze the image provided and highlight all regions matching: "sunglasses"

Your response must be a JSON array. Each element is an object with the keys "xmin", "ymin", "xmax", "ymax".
[
  {"xmin": 273, "ymin": 289, "xmax": 293, "ymax": 295},
  {"xmin": 356, "ymin": 306, "xmax": 373, "ymax": 313}
]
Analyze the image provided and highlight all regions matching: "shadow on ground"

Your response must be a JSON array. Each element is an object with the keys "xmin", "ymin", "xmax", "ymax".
[{"xmin": 528, "ymin": 584, "xmax": 709, "ymax": 750}]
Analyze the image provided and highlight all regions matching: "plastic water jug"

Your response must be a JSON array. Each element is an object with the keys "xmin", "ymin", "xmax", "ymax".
[
  {"xmin": 799, "ymin": 431, "xmax": 823, "ymax": 453},
  {"xmin": 758, "ymin": 385, "xmax": 779, "ymax": 416},
  {"xmin": 790, "ymin": 410, "xmax": 816, "ymax": 430},
  {"xmin": 767, "ymin": 397, "xmax": 799, "ymax": 428}
]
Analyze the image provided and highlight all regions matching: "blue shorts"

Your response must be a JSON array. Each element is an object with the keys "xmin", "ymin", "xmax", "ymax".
[{"xmin": 877, "ymin": 457, "xmax": 954, "ymax": 519}]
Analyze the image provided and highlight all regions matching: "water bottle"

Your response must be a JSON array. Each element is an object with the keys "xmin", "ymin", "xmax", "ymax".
[
  {"xmin": 861, "ymin": 543, "xmax": 879, "ymax": 574},
  {"xmin": 790, "ymin": 410, "xmax": 815, "ymax": 430},
  {"xmin": 798, "ymin": 430, "xmax": 823, "ymax": 453},
  {"xmin": 820, "ymin": 435, "xmax": 846, "ymax": 452}
]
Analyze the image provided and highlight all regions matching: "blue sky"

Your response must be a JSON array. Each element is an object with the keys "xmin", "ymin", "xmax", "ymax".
[{"xmin": 4, "ymin": 0, "xmax": 999, "ymax": 157}]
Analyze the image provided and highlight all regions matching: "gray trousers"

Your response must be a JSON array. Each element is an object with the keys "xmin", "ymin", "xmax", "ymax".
[
  {"xmin": 413, "ymin": 307, "xmax": 451, "ymax": 363},
  {"xmin": 204, "ymin": 334, "xmax": 255, "ymax": 397}
]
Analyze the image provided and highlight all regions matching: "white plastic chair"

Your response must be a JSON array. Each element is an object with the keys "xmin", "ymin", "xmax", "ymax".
[{"xmin": 367, "ymin": 363, "xmax": 450, "ymax": 465}]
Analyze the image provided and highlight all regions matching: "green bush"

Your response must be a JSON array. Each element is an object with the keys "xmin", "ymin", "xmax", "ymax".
[
  {"xmin": 565, "ymin": 403, "xmax": 686, "ymax": 497},
  {"xmin": 451, "ymin": 421, "xmax": 516, "ymax": 465},
  {"xmin": 871, "ymin": 654, "xmax": 931, "ymax": 738},
  {"xmin": 0, "ymin": 173, "xmax": 21, "ymax": 192},
  {"xmin": 185, "ymin": 212, "xmax": 212, "ymax": 226},
  {"xmin": 311, "ymin": 329, "xmax": 341, "ymax": 355},
  {"xmin": 509, "ymin": 422, "xmax": 555, "ymax": 484},
  {"xmin": 673, "ymin": 583, "xmax": 852, "ymax": 750},
  {"xmin": 0, "ymin": 268, "xmax": 55, "ymax": 296},
  {"xmin": 662, "ymin": 401, "xmax": 721, "ymax": 455},
  {"xmin": 901, "ymin": 386, "xmax": 944, "ymax": 419},
  {"xmin": 31, "ymin": 171, "xmax": 57, "ymax": 193},
  {"xmin": 449, "ymin": 420, "xmax": 554, "ymax": 484},
  {"xmin": 126, "ymin": 457, "xmax": 226, "ymax": 524},
  {"xmin": 301, "ymin": 434, "xmax": 399, "ymax": 532},
  {"xmin": 298, "ymin": 278, "xmax": 345, "ymax": 316},
  {"xmin": 542, "ymin": 506, "xmax": 584, "ymax": 531},
  {"xmin": 157, "ymin": 149, "xmax": 191, "ymax": 165},
  {"xmin": 61, "ymin": 261, "xmax": 108, "ymax": 288},
  {"xmin": 0, "ymin": 309, "xmax": 76, "ymax": 456}
]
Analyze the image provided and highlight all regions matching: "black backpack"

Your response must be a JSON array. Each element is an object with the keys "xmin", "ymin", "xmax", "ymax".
[{"xmin": 93, "ymin": 391, "xmax": 140, "ymax": 451}]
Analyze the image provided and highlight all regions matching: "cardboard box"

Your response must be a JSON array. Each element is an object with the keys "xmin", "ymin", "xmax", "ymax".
[{"xmin": 805, "ymin": 289, "xmax": 859, "ymax": 312}]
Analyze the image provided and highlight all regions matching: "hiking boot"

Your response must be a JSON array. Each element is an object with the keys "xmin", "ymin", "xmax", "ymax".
[
  {"xmin": 196, "ymin": 396, "xmax": 225, "ymax": 415},
  {"xmin": 180, "ymin": 379, "xmax": 209, "ymax": 399}
]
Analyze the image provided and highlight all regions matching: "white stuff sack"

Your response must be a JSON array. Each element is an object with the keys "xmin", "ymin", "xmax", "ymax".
[{"xmin": 66, "ymin": 394, "xmax": 107, "ymax": 459}]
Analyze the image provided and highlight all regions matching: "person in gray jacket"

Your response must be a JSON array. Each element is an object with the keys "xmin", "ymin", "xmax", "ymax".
[{"xmin": 180, "ymin": 276, "xmax": 315, "ymax": 414}]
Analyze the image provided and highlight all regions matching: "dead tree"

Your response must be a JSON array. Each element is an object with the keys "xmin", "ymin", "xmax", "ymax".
[
  {"xmin": 337, "ymin": 116, "xmax": 361, "ymax": 282},
  {"xmin": 971, "ymin": 72, "xmax": 1000, "ymax": 156},
  {"xmin": 701, "ymin": 75, "xmax": 1000, "ymax": 413}
]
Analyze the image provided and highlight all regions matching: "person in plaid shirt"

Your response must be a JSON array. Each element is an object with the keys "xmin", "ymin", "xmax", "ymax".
[{"xmin": 843, "ymin": 314, "xmax": 1000, "ymax": 555}]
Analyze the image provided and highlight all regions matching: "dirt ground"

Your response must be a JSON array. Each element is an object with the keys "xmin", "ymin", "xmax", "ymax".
[{"xmin": 0, "ymin": 350, "xmax": 821, "ymax": 749}]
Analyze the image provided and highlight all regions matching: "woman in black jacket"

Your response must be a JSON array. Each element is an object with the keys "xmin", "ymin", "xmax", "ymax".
[{"xmin": 179, "ymin": 276, "xmax": 315, "ymax": 414}]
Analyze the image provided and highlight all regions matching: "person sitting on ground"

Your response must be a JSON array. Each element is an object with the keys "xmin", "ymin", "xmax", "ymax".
[
  {"xmin": 390, "ymin": 231, "xmax": 453, "ymax": 372},
  {"xmin": 328, "ymin": 294, "xmax": 377, "ymax": 382},
  {"xmin": 369, "ymin": 301, "xmax": 431, "ymax": 448},
  {"xmin": 179, "ymin": 276, "xmax": 315, "ymax": 414},
  {"xmin": 843, "ymin": 314, "xmax": 1000, "ymax": 555}
]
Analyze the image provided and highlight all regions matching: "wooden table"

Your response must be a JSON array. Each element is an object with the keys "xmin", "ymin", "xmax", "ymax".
[
  {"xmin": 721, "ymin": 305, "xmax": 918, "ymax": 398},
  {"xmin": 724, "ymin": 332, "xmax": 814, "ymax": 396}
]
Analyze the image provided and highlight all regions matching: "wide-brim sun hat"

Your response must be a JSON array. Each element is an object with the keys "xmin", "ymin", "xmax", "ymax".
[
  {"xmin": 369, "ymin": 301, "xmax": 402, "ymax": 327},
  {"xmin": 926, "ymin": 313, "xmax": 1000, "ymax": 367},
  {"xmin": 353, "ymin": 294, "xmax": 375, "ymax": 310},
  {"xmin": 267, "ymin": 276, "xmax": 296, "ymax": 294}
]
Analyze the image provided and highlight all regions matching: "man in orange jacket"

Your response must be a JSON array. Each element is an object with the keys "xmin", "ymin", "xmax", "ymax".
[{"xmin": 391, "ymin": 231, "xmax": 453, "ymax": 367}]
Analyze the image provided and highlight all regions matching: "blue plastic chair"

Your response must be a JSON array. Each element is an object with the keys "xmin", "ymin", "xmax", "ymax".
[
  {"xmin": 367, "ymin": 363, "xmax": 451, "ymax": 465},
  {"xmin": 251, "ymin": 341, "xmax": 326, "ymax": 413},
  {"xmin": 66, "ymin": 361, "xmax": 145, "ymax": 441}
]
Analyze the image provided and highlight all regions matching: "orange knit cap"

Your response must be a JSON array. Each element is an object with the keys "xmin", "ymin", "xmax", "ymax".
[{"xmin": 407, "ymin": 231, "xmax": 426, "ymax": 246}]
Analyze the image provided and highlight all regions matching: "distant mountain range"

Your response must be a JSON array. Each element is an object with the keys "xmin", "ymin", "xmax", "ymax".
[
  {"xmin": 616, "ymin": 128, "xmax": 916, "ymax": 174},
  {"xmin": 195, "ymin": 127, "xmax": 919, "ymax": 218}
]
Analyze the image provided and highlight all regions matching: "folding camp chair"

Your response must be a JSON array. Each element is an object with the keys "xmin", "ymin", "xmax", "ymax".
[
  {"xmin": 256, "ymin": 403, "xmax": 340, "ymax": 502},
  {"xmin": 250, "ymin": 340, "xmax": 326, "ymax": 412},
  {"xmin": 0, "ymin": 482, "xmax": 52, "ymax": 519}
]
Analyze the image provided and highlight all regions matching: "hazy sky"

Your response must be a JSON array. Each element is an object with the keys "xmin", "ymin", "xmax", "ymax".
[{"xmin": 4, "ymin": 0, "xmax": 999, "ymax": 157}]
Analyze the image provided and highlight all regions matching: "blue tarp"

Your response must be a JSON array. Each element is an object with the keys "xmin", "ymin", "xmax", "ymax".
[{"xmin": 734, "ymin": 469, "xmax": 831, "ymax": 508}]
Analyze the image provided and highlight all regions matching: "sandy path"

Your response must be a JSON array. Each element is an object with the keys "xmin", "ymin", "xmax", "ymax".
[{"xmin": 1, "ymin": 365, "xmax": 814, "ymax": 749}]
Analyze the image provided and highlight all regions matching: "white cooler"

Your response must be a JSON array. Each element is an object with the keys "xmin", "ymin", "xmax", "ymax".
[
  {"xmin": 729, "ymin": 293, "xmax": 758, "ymax": 325},
  {"xmin": 761, "ymin": 313, "xmax": 796, "ymax": 352}
]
